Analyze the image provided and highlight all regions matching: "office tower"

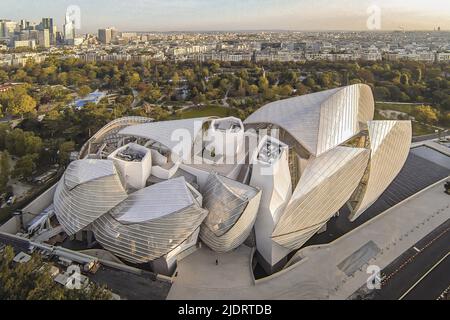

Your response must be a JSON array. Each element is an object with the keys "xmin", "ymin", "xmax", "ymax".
[
  {"xmin": 38, "ymin": 29, "xmax": 50, "ymax": 48},
  {"xmin": 0, "ymin": 21, "xmax": 4, "ymax": 39},
  {"xmin": 18, "ymin": 31, "xmax": 29, "ymax": 41},
  {"xmin": 20, "ymin": 20, "xmax": 27, "ymax": 31},
  {"xmin": 63, "ymin": 15, "xmax": 75, "ymax": 44},
  {"xmin": 98, "ymin": 28, "xmax": 111, "ymax": 44},
  {"xmin": 41, "ymin": 18, "xmax": 57, "ymax": 44},
  {"xmin": 51, "ymin": 25, "xmax": 57, "ymax": 44},
  {"xmin": 55, "ymin": 31, "xmax": 63, "ymax": 44},
  {"xmin": 0, "ymin": 20, "xmax": 18, "ymax": 39},
  {"xmin": 28, "ymin": 30, "xmax": 39, "ymax": 42},
  {"xmin": 98, "ymin": 27, "xmax": 117, "ymax": 44},
  {"xmin": 111, "ymin": 27, "xmax": 118, "ymax": 41},
  {"xmin": 41, "ymin": 18, "xmax": 53, "ymax": 30}
]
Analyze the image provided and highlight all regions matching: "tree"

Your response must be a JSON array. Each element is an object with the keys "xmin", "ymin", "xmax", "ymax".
[
  {"xmin": 78, "ymin": 85, "xmax": 92, "ymax": 98},
  {"xmin": 280, "ymin": 71, "xmax": 298, "ymax": 85},
  {"xmin": 374, "ymin": 87, "xmax": 391, "ymax": 101},
  {"xmin": 295, "ymin": 83, "xmax": 310, "ymax": 95},
  {"xmin": 439, "ymin": 111, "xmax": 450, "ymax": 127},
  {"xmin": 319, "ymin": 72, "xmax": 333, "ymax": 87},
  {"xmin": 358, "ymin": 69, "xmax": 375, "ymax": 84},
  {"xmin": 278, "ymin": 84, "xmax": 293, "ymax": 97},
  {"xmin": 141, "ymin": 84, "xmax": 162, "ymax": 102},
  {"xmin": 171, "ymin": 72, "xmax": 180, "ymax": 86},
  {"xmin": 0, "ymin": 70, "xmax": 8, "ymax": 83},
  {"xmin": 0, "ymin": 151, "xmax": 11, "ymax": 194},
  {"xmin": 210, "ymin": 62, "xmax": 220, "ymax": 73},
  {"xmin": 24, "ymin": 132, "xmax": 43, "ymax": 155},
  {"xmin": 42, "ymin": 109, "xmax": 63, "ymax": 138},
  {"xmin": 57, "ymin": 72, "xmax": 68, "ymax": 85},
  {"xmin": 400, "ymin": 74, "xmax": 410, "ymax": 86},
  {"xmin": 12, "ymin": 70, "xmax": 28, "ymax": 82},
  {"xmin": 126, "ymin": 72, "xmax": 141, "ymax": 88},
  {"xmin": 148, "ymin": 105, "xmax": 170, "ymax": 121},
  {"xmin": 0, "ymin": 123, "xmax": 9, "ymax": 150},
  {"xmin": 412, "ymin": 67, "xmax": 423, "ymax": 83},
  {"xmin": 262, "ymin": 88, "xmax": 275, "ymax": 100},
  {"xmin": 258, "ymin": 76, "xmax": 269, "ymax": 91},
  {"xmin": 5, "ymin": 128, "xmax": 26, "ymax": 157},
  {"xmin": 217, "ymin": 78, "xmax": 228, "ymax": 90},
  {"xmin": 247, "ymin": 84, "xmax": 259, "ymax": 96},
  {"xmin": 349, "ymin": 79, "xmax": 362, "ymax": 85},
  {"xmin": 0, "ymin": 246, "xmax": 112, "ymax": 300},
  {"xmin": 387, "ymin": 85, "xmax": 403, "ymax": 101},
  {"xmin": 79, "ymin": 103, "xmax": 111, "ymax": 138},
  {"xmin": 4, "ymin": 128, "xmax": 43, "ymax": 158},
  {"xmin": 201, "ymin": 67, "xmax": 210, "ymax": 79},
  {"xmin": 58, "ymin": 141, "xmax": 75, "ymax": 166},
  {"xmin": 12, "ymin": 153, "xmax": 38, "ymax": 179},
  {"xmin": 442, "ymin": 97, "xmax": 450, "ymax": 112},
  {"xmin": 413, "ymin": 105, "xmax": 439, "ymax": 125},
  {"xmin": 235, "ymin": 78, "xmax": 247, "ymax": 97},
  {"xmin": 304, "ymin": 77, "xmax": 316, "ymax": 88},
  {"xmin": 8, "ymin": 94, "xmax": 37, "ymax": 118}
]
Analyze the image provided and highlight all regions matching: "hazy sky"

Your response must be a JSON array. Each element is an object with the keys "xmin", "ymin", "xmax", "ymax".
[{"xmin": 2, "ymin": 0, "xmax": 450, "ymax": 32}]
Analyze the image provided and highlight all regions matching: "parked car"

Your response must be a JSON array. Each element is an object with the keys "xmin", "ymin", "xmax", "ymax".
[{"xmin": 6, "ymin": 195, "xmax": 16, "ymax": 206}]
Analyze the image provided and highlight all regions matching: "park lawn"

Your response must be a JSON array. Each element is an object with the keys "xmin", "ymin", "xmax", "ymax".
[
  {"xmin": 173, "ymin": 105, "xmax": 239, "ymax": 120},
  {"xmin": 375, "ymin": 102, "xmax": 419, "ymax": 115},
  {"xmin": 375, "ymin": 103, "xmax": 439, "ymax": 137},
  {"xmin": 412, "ymin": 122, "xmax": 437, "ymax": 136},
  {"xmin": 375, "ymin": 109, "xmax": 435, "ymax": 136}
]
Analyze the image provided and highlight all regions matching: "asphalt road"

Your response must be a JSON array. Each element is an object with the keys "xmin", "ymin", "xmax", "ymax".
[
  {"xmin": 369, "ymin": 219, "xmax": 450, "ymax": 300},
  {"xmin": 400, "ymin": 253, "xmax": 450, "ymax": 300},
  {"xmin": 89, "ymin": 267, "xmax": 171, "ymax": 300}
]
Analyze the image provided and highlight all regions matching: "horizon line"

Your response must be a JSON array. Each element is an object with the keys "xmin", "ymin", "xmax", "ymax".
[{"xmin": 90, "ymin": 28, "xmax": 450, "ymax": 34}]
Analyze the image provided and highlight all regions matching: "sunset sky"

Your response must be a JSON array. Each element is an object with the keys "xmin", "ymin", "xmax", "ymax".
[{"xmin": 2, "ymin": 0, "xmax": 450, "ymax": 32}]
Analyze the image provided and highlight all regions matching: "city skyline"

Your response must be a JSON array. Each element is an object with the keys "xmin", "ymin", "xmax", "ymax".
[{"xmin": 1, "ymin": 0, "xmax": 450, "ymax": 33}]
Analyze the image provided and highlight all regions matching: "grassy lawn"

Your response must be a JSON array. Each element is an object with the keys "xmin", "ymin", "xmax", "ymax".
[
  {"xmin": 375, "ymin": 102, "xmax": 440, "ymax": 137},
  {"xmin": 376, "ymin": 102, "xmax": 416, "ymax": 114},
  {"xmin": 173, "ymin": 105, "xmax": 239, "ymax": 120},
  {"xmin": 374, "ymin": 108, "xmax": 436, "ymax": 137},
  {"xmin": 411, "ymin": 122, "xmax": 438, "ymax": 136}
]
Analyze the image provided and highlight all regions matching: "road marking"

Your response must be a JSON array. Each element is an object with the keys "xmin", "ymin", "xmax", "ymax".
[
  {"xmin": 399, "ymin": 252, "xmax": 450, "ymax": 300},
  {"xmin": 382, "ymin": 227, "xmax": 450, "ymax": 285},
  {"xmin": 437, "ymin": 284, "xmax": 450, "ymax": 300},
  {"xmin": 413, "ymin": 247, "xmax": 421, "ymax": 253}
]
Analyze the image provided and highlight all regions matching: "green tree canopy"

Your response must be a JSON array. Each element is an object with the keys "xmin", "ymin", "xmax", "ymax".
[
  {"xmin": 58, "ymin": 141, "xmax": 76, "ymax": 166},
  {"xmin": 0, "ymin": 151, "xmax": 11, "ymax": 194},
  {"xmin": 12, "ymin": 153, "xmax": 38, "ymax": 179},
  {"xmin": 413, "ymin": 105, "xmax": 439, "ymax": 124},
  {"xmin": 0, "ymin": 246, "xmax": 112, "ymax": 300}
]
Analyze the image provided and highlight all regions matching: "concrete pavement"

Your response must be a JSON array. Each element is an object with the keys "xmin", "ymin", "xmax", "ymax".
[
  {"xmin": 168, "ymin": 181, "xmax": 450, "ymax": 300},
  {"xmin": 170, "ymin": 245, "xmax": 254, "ymax": 291},
  {"xmin": 353, "ymin": 219, "xmax": 450, "ymax": 300},
  {"xmin": 411, "ymin": 138, "xmax": 450, "ymax": 157}
]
